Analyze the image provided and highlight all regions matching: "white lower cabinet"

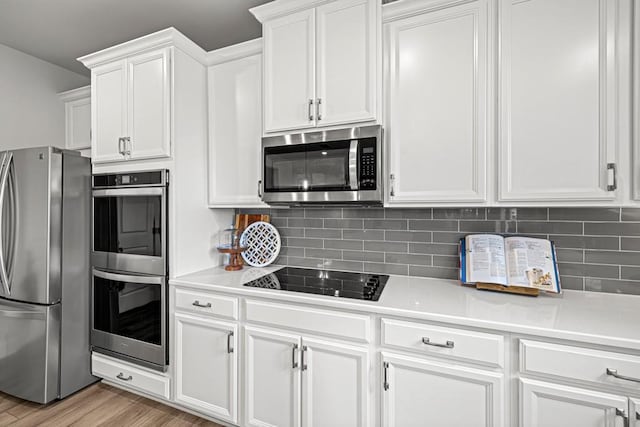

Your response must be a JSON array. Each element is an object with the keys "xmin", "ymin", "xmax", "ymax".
[
  {"xmin": 520, "ymin": 378, "xmax": 629, "ymax": 427},
  {"xmin": 174, "ymin": 313, "xmax": 238, "ymax": 424},
  {"xmin": 244, "ymin": 326, "xmax": 371, "ymax": 427},
  {"xmin": 245, "ymin": 327, "xmax": 301, "ymax": 427},
  {"xmin": 381, "ymin": 352, "xmax": 504, "ymax": 427},
  {"xmin": 632, "ymin": 398, "xmax": 640, "ymax": 426}
]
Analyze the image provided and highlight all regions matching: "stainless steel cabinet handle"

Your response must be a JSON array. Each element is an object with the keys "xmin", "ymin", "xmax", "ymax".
[
  {"xmin": 118, "ymin": 137, "xmax": 124, "ymax": 155},
  {"xmin": 258, "ymin": 180, "xmax": 263, "ymax": 198},
  {"xmin": 383, "ymin": 362, "xmax": 390, "ymax": 391},
  {"xmin": 117, "ymin": 373, "xmax": 133, "ymax": 381},
  {"xmin": 227, "ymin": 331, "xmax": 234, "ymax": 354},
  {"xmin": 635, "ymin": 411, "xmax": 639, "ymax": 421},
  {"xmin": 301, "ymin": 345, "xmax": 308, "ymax": 371},
  {"xmin": 316, "ymin": 98, "xmax": 322, "ymax": 121},
  {"xmin": 607, "ymin": 163, "xmax": 617, "ymax": 191},
  {"xmin": 422, "ymin": 337, "xmax": 454, "ymax": 349},
  {"xmin": 616, "ymin": 408, "xmax": 629, "ymax": 427},
  {"xmin": 606, "ymin": 368, "xmax": 640, "ymax": 384},
  {"xmin": 124, "ymin": 137, "xmax": 131, "ymax": 156},
  {"xmin": 192, "ymin": 300, "xmax": 212, "ymax": 308},
  {"xmin": 389, "ymin": 174, "xmax": 395, "ymax": 197},
  {"xmin": 308, "ymin": 99, "xmax": 314, "ymax": 121},
  {"xmin": 292, "ymin": 344, "xmax": 299, "ymax": 369}
]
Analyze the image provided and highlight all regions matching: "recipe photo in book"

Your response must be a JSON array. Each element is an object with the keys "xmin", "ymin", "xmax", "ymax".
[{"xmin": 460, "ymin": 234, "xmax": 561, "ymax": 293}]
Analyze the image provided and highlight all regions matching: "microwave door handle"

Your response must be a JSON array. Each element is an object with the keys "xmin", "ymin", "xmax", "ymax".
[
  {"xmin": 349, "ymin": 140, "xmax": 359, "ymax": 191},
  {"xmin": 0, "ymin": 152, "xmax": 12, "ymax": 296}
]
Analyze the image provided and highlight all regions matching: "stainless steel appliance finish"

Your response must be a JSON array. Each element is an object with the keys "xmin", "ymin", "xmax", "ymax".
[
  {"xmin": 91, "ymin": 269, "xmax": 167, "ymax": 370},
  {"xmin": 92, "ymin": 170, "xmax": 168, "ymax": 276},
  {"xmin": 0, "ymin": 147, "xmax": 96, "ymax": 404},
  {"xmin": 91, "ymin": 170, "xmax": 169, "ymax": 371},
  {"xmin": 261, "ymin": 125, "xmax": 383, "ymax": 205}
]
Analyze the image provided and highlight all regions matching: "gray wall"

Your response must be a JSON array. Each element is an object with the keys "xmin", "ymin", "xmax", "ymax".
[{"xmin": 237, "ymin": 207, "xmax": 640, "ymax": 295}]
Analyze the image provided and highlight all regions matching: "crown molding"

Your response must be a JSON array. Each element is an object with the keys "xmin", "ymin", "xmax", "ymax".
[
  {"xmin": 77, "ymin": 27, "xmax": 207, "ymax": 69},
  {"xmin": 57, "ymin": 85, "xmax": 91, "ymax": 101},
  {"xmin": 205, "ymin": 38, "xmax": 263, "ymax": 66},
  {"xmin": 382, "ymin": 0, "xmax": 474, "ymax": 21},
  {"xmin": 250, "ymin": 0, "xmax": 336, "ymax": 22}
]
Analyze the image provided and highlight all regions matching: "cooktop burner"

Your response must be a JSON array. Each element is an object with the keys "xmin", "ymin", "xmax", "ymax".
[{"xmin": 243, "ymin": 267, "xmax": 389, "ymax": 301}]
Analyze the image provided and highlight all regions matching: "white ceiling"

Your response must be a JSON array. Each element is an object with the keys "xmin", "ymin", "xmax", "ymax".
[{"xmin": 0, "ymin": 0, "xmax": 271, "ymax": 76}]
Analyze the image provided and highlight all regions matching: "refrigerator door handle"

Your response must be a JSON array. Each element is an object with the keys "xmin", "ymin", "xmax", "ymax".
[{"xmin": 0, "ymin": 151, "xmax": 12, "ymax": 296}]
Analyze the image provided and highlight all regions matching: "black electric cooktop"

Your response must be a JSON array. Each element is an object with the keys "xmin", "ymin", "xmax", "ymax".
[{"xmin": 243, "ymin": 267, "xmax": 389, "ymax": 301}]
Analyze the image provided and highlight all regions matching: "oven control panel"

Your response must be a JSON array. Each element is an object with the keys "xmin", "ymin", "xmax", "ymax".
[
  {"xmin": 93, "ymin": 170, "xmax": 167, "ymax": 188},
  {"xmin": 359, "ymin": 138, "xmax": 377, "ymax": 190}
]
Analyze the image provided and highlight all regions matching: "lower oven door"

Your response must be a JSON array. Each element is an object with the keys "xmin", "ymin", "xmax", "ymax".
[{"xmin": 91, "ymin": 269, "xmax": 166, "ymax": 370}]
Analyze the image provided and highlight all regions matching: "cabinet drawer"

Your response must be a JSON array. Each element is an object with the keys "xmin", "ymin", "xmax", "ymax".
[
  {"xmin": 520, "ymin": 340, "xmax": 640, "ymax": 390},
  {"xmin": 92, "ymin": 353, "xmax": 170, "ymax": 399},
  {"xmin": 175, "ymin": 288, "xmax": 238, "ymax": 320},
  {"xmin": 381, "ymin": 318, "xmax": 505, "ymax": 367},
  {"xmin": 245, "ymin": 299, "xmax": 371, "ymax": 343}
]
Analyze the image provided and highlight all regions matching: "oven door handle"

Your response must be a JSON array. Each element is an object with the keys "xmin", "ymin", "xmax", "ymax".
[
  {"xmin": 92, "ymin": 268, "xmax": 164, "ymax": 285},
  {"xmin": 92, "ymin": 187, "xmax": 164, "ymax": 197},
  {"xmin": 349, "ymin": 139, "xmax": 359, "ymax": 191}
]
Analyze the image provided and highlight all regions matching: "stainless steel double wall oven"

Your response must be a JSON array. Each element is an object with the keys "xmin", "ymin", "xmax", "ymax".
[{"xmin": 91, "ymin": 170, "xmax": 168, "ymax": 370}]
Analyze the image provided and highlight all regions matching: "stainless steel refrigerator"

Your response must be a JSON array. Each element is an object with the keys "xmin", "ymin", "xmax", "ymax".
[{"xmin": 0, "ymin": 147, "xmax": 96, "ymax": 404}]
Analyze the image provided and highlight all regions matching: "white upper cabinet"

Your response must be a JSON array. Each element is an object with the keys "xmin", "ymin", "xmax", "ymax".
[
  {"xmin": 92, "ymin": 60, "xmax": 127, "ymax": 163},
  {"xmin": 263, "ymin": 9, "xmax": 316, "ymax": 132},
  {"xmin": 87, "ymin": 47, "xmax": 171, "ymax": 164},
  {"xmin": 207, "ymin": 40, "xmax": 266, "ymax": 208},
  {"xmin": 498, "ymin": 0, "xmax": 631, "ymax": 203},
  {"xmin": 78, "ymin": 29, "xmax": 207, "ymax": 165},
  {"xmin": 634, "ymin": 3, "xmax": 640, "ymax": 201},
  {"xmin": 253, "ymin": 0, "xmax": 379, "ymax": 134},
  {"xmin": 384, "ymin": 0, "xmax": 489, "ymax": 205},
  {"xmin": 316, "ymin": 0, "xmax": 377, "ymax": 126},
  {"xmin": 58, "ymin": 86, "xmax": 91, "ymax": 151},
  {"xmin": 127, "ymin": 48, "xmax": 171, "ymax": 161}
]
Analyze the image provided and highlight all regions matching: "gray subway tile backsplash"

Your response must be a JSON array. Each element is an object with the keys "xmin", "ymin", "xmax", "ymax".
[{"xmin": 237, "ymin": 207, "xmax": 640, "ymax": 296}]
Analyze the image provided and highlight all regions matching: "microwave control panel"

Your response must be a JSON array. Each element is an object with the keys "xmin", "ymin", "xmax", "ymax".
[{"xmin": 359, "ymin": 138, "xmax": 377, "ymax": 190}]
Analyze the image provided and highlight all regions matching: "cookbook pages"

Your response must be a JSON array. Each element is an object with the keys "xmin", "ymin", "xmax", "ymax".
[{"xmin": 459, "ymin": 234, "xmax": 561, "ymax": 293}]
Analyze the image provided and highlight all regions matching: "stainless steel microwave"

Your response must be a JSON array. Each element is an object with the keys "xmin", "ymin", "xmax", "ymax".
[{"xmin": 261, "ymin": 125, "xmax": 383, "ymax": 205}]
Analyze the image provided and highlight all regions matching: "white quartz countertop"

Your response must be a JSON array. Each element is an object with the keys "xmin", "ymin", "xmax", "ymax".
[{"xmin": 170, "ymin": 266, "xmax": 640, "ymax": 351}]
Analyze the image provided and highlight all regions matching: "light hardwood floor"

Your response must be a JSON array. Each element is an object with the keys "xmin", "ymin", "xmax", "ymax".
[{"xmin": 0, "ymin": 382, "xmax": 223, "ymax": 427}]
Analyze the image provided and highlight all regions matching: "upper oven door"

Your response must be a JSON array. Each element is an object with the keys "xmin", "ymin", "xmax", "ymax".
[{"xmin": 92, "ymin": 186, "xmax": 166, "ymax": 276}]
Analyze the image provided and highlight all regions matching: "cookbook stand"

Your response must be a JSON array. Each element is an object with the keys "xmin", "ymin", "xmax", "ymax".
[{"xmin": 475, "ymin": 282, "xmax": 540, "ymax": 297}]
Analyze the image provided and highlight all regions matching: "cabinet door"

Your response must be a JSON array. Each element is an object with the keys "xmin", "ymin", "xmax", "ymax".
[
  {"xmin": 302, "ymin": 337, "xmax": 370, "ymax": 427},
  {"xmin": 65, "ymin": 96, "xmax": 91, "ymax": 150},
  {"xmin": 499, "ymin": 0, "xmax": 630, "ymax": 202},
  {"xmin": 382, "ymin": 353, "xmax": 504, "ymax": 427},
  {"xmin": 263, "ymin": 9, "xmax": 316, "ymax": 133},
  {"xmin": 174, "ymin": 314, "xmax": 238, "ymax": 424},
  {"xmin": 208, "ymin": 53, "xmax": 265, "ymax": 207},
  {"xmin": 520, "ymin": 378, "xmax": 628, "ymax": 427},
  {"xmin": 127, "ymin": 47, "xmax": 171, "ymax": 160},
  {"xmin": 385, "ymin": 0, "xmax": 488, "ymax": 204},
  {"xmin": 92, "ymin": 60, "xmax": 126, "ymax": 163},
  {"xmin": 631, "ymin": 398, "xmax": 640, "ymax": 427},
  {"xmin": 316, "ymin": 0, "xmax": 377, "ymax": 126},
  {"xmin": 245, "ymin": 326, "xmax": 301, "ymax": 427}
]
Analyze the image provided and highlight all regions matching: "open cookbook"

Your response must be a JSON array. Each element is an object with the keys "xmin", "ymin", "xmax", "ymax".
[{"xmin": 459, "ymin": 234, "xmax": 562, "ymax": 294}]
